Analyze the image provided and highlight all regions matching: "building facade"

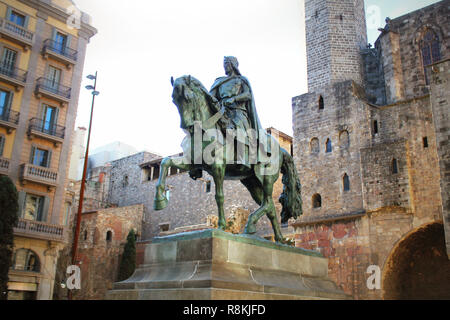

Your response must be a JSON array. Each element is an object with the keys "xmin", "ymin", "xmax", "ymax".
[
  {"xmin": 0, "ymin": 0, "xmax": 96, "ymax": 300},
  {"xmin": 291, "ymin": 0, "xmax": 449, "ymax": 299}
]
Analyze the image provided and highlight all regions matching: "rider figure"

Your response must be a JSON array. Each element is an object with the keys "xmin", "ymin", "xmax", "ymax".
[{"xmin": 209, "ymin": 56, "xmax": 265, "ymax": 167}]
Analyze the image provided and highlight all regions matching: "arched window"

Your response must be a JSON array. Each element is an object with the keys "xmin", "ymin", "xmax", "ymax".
[
  {"xmin": 318, "ymin": 95, "xmax": 324, "ymax": 110},
  {"xmin": 420, "ymin": 29, "xmax": 441, "ymax": 84},
  {"xmin": 106, "ymin": 230, "xmax": 113, "ymax": 241},
  {"xmin": 11, "ymin": 249, "xmax": 40, "ymax": 272},
  {"xmin": 343, "ymin": 174, "xmax": 350, "ymax": 192},
  {"xmin": 392, "ymin": 159, "xmax": 398, "ymax": 174},
  {"xmin": 310, "ymin": 138, "xmax": 320, "ymax": 153},
  {"xmin": 312, "ymin": 194, "xmax": 322, "ymax": 208},
  {"xmin": 339, "ymin": 130, "xmax": 350, "ymax": 148},
  {"xmin": 326, "ymin": 138, "xmax": 332, "ymax": 153}
]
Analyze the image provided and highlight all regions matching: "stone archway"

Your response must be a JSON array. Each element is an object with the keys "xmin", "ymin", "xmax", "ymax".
[{"xmin": 382, "ymin": 222, "xmax": 450, "ymax": 299}]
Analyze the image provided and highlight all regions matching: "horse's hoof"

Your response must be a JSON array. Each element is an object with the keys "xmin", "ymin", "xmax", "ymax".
[
  {"xmin": 244, "ymin": 223, "xmax": 257, "ymax": 235},
  {"xmin": 154, "ymin": 197, "xmax": 168, "ymax": 210}
]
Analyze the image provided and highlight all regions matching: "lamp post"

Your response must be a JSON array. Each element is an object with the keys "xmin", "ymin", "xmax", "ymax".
[{"xmin": 68, "ymin": 72, "xmax": 99, "ymax": 300}]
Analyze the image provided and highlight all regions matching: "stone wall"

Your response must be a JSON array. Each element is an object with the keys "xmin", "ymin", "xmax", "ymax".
[
  {"xmin": 73, "ymin": 204, "xmax": 144, "ymax": 300},
  {"xmin": 429, "ymin": 59, "xmax": 450, "ymax": 258}
]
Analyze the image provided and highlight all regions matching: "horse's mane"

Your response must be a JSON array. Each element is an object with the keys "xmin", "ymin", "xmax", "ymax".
[{"xmin": 181, "ymin": 75, "xmax": 220, "ymax": 114}]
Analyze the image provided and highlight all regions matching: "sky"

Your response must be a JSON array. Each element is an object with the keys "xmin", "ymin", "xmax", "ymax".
[{"xmin": 72, "ymin": 0, "xmax": 441, "ymax": 157}]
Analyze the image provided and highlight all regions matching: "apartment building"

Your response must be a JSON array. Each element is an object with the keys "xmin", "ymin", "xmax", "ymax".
[{"xmin": 0, "ymin": 0, "xmax": 96, "ymax": 300}]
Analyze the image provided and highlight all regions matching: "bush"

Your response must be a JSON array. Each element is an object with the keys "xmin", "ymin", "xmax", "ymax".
[
  {"xmin": 117, "ymin": 229, "xmax": 136, "ymax": 282},
  {"xmin": 0, "ymin": 176, "xmax": 19, "ymax": 300}
]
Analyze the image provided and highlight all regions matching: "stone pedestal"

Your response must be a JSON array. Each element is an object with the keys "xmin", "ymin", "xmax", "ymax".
[{"xmin": 106, "ymin": 229, "xmax": 349, "ymax": 300}]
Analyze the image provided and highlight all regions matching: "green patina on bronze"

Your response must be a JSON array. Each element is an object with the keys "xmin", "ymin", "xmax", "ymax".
[
  {"xmin": 154, "ymin": 57, "xmax": 303, "ymax": 243},
  {"xmin": 153, "ymin": 229, "xmax": 322, "ymax": 257}
]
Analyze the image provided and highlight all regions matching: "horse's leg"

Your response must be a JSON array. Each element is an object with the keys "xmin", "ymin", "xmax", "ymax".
[
  {"xmin": 265, "ymin": 181, "xmax": 283, "ymax": 243},
  {"xmin": 211, "ymin": 165, "xmax": 226, "ymax": 230},
  {"xmin": 154, "ymin": 156, "xmax": 191, "ymax": 210},
  {"xmin": 241, "ymin": 176, "xmax": 263, "ymax": 206},
  {"xmin": 244, "ymin": 179, "xmax": 273, "ymax": 235}
]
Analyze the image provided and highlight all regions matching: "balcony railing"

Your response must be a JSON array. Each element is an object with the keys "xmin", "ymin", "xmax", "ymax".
[
  {"xmin": 35, "ymin": 77, "xmax": 71, "ymax": 102},
  {"xmin": 0, "ymin": 108, "xmax": 19, "ymax": 133},
  {"xmin": 0, "ymin": 62, "xmax": 27, "ymax": 84},
  {"xmin": 28, "ymin": 118, "xmax": 65, "ymax": 140},
  {"xmin": 43, "ymin": 39, "xmax": 78, "ymax": 62},
  {"xmin": 0, "ymin": 108, "xmax": 20, "ymax": 124},
  {"xmin": 0, "ymin": 17, "xmax": 34, "ymax": 48},
  {"xmin": 0, "ymin": 156, "xmax": 10, "ymax": 174},
  {"xmin": 20, "ymin": 163, "xmax": 58, "ymax": 187},
  {"xmin": 14, "ymin": 218, "xmax": 65, "ymax": 241}
]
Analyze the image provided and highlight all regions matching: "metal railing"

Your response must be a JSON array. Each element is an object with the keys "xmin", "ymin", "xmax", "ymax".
[
  {"xmin": 36, "ymin": 77, "xmax": 71, "ymax": 99},
  {"xmin": 0, "ymin": 18, "xmax": 34, "ymax": 44},
  {"xmin": 15, "ymin": 218, "xmax": 64, "ymax": 241},
  {"xmin": 0, "ymin": 108, "xmax": 20, "ymax": 124},
  {"xmin": 43, "ymin": 39, "xmax": 78, "ymax": 61},
  {"xmin": 0, "ymin": 62, "xmax": 27, "ymax": 82},
  {"xmin": 0, "ymin": 157, "xmax": 9, "ymax": 171},
  {"xmin": 28, "ymin": 118, "xmax": 65, "ymax": 139}
]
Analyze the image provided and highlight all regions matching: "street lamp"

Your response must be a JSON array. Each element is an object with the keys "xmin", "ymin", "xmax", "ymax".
[{"xmin": 69, "ymin": 72, "xmax": 99, "ymax": 300}]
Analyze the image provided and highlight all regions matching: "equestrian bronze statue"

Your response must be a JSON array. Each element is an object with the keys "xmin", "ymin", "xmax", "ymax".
[{"xmin": 154, "ymin": 57, "xmax": 302, "ymax": 243}]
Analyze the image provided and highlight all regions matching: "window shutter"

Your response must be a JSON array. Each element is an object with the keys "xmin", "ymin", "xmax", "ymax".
[
  {"xmin": 24, "ymin": 15, "xmax": 29, "ymax": 29},
  {"xmin": 6, "ymin": 7, "xmax": 12, "ymax": 20},
  {"xmin": 40, "ymin": 197, "xmax": 50, "ymax": 222},
  {"xmin": 47, "ymin": 149, "xmax": 53, "ymax": 168},
  {"xmin": 6, "ymin": 91, "xmax": 14, "ymax": 112},
  {"xmin": 0, "ymin": 136, "xmax": 4, "ymax": 157},
  {"xmin": 29, "ymin": 146, "xmax": 36, "ymax": 164},
  {"xmin": 67, "ymin": 34, "xmax": 72, "ymax": 49},
  {"xmin": 17, "ymin": 191, "xmax": 26, "ymax": 218},
  {"xmin": 51, "ymin": 28, "xmax": 57, "ymax": 41}
]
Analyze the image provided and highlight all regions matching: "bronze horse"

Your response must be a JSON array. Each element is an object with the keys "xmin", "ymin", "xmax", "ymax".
[{"xmin": 154, "ymin": 75, "xmax": 302, "ymax": 243}]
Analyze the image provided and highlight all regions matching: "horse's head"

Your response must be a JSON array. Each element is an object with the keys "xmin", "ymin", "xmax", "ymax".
[{"xmin": 171, "ymin": 75, "xmax": 217, "ymax": 131}]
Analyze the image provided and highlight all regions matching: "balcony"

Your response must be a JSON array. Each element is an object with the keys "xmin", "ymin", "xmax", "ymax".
[
  {"xmin": 0, "ymin": 62, "xmax": 27, "ymax": 90},
  {"xmin": 35, "ymin": 77, "xmax": 71, "ymax": 107},
  {"xmin": 0, "ymin": 109, "xmax": 20, "ymax": 133},
  {"xmin": 14, "ymin": 219, "xmax": 65, "ymax": 242},
  {"xmin": 20, "ymin": 163, "xmax": 58, "ymax": 189},
  {"xmin": 0, "ymin": 156, "xmax": 10, "ymax": 174},
  {"xmin": 0, "ymin": 17, "xmax": 34, "ymax": 50},
  {"xmin": 27, "ymin": 118, "xmax": 65, "ymax": 146},
  {"xmin": 42, "ymin": 39, "xmax": 77, "ymax": 69}
]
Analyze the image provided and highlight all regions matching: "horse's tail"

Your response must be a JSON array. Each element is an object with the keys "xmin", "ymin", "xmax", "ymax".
[{"xmin": 279, "ymin": 148, "xmax": 303, "ymax": 223}]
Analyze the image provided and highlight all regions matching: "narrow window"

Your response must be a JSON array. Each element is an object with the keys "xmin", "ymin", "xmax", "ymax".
[
  {"xmin": 318, "ymin": 95, "xmax": 324, "ymax": 110},
  {"xmin": 83, "ymin": 230, "xmax": 88, "ymax": 241},
  {"xmin": 392, "ymin": 159, "xmax": 398, "ymax": 174},
  {"xmin": 343, "ymin": 174, "xmax": 350, "ymax": 192},
  {"xmin": 326, "ymin": 139, "xmax": 332, "ymax": 153},
  {"xmin": 206, "ymin": 181, "xmax": 211, "ymax": 193},
  {"xmin": 106, "ymin": 231, "xmax": 112, "ymax": 241},
  {"xmin": 423, "ymin": 137, "xmax": 428, "ymax": 148},
  {"xmin": 373, "ymin": 120, "xmax": 379, "ymax": 135},
  {"xmin": 312, "ymin": 194, "xmax": 322, "ymax": 208}
]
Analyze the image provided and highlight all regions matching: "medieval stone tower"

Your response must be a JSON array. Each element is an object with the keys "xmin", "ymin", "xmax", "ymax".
[
  {"xmin": 305, "ymin": 0, "xmax": 367, "ymax": 92},
  {"xmin": 291, "ymin": 0, "xmax": 450, "ymax": 299}
]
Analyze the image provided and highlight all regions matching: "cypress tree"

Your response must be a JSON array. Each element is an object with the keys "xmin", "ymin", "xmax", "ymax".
[
  {"xmin": 0, "ymin": 176, "xmax": 19, "ymax": 300},
  {"xmin": 117, "ymin": 229, "xmax": 136, "ymax": 281}
]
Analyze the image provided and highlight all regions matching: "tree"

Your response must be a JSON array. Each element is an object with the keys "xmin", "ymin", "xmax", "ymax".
[
  {"xmin": 0, "ymin": 176, "xmax": 19, "ymax": 300},
  {"xmin": 117, "ymin": 229, "xmax": 136, "ymax": 282}
]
